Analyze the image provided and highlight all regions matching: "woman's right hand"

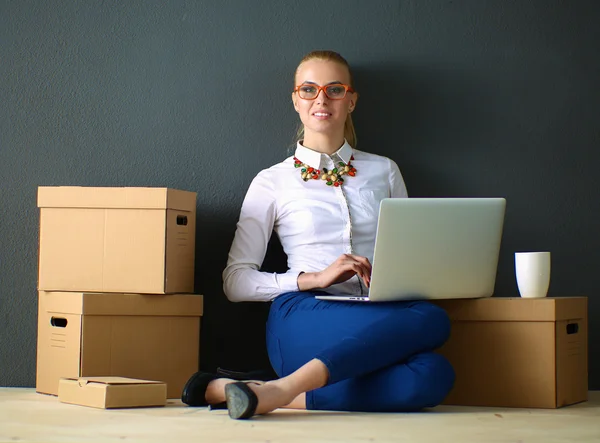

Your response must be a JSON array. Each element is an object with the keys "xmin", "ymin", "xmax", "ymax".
[{"xmin": 297, "ymin": 254, "xmax": 372, "ymax": 291}]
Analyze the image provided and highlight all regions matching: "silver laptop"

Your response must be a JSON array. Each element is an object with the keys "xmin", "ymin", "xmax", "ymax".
[{"xmin": 315, "ymin": 198, "xmax": 506, "ymax": 302}]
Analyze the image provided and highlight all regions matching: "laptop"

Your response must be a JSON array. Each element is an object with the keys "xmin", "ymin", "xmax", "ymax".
[{"xmin": 315, "ymin": 197, "xmax": 506, "ymax": 302}]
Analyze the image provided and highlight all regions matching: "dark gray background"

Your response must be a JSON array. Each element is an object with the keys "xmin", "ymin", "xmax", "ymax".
[{"xmin": 1, "ymin": 0, "xmax": 599, "ymax": 389}]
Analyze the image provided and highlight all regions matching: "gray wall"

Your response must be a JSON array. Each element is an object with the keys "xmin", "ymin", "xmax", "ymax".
[{"xmin": 1, "ymin": 0, "xmax": 599, "ymax": 389}]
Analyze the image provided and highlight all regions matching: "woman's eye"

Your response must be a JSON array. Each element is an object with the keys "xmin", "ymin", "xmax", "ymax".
[
  {"xmin": 301, "ymin": 86, "xmax": 317, "ymax": 94},
  {"xmin": 328, "ymin": 86, "xmax": 343, "ymax": 95}
]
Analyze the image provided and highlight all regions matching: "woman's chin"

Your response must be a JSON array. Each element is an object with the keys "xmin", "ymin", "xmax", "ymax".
[{"xmin": 304, "ymin": 122, "xmax": 344, "ymax": 136}]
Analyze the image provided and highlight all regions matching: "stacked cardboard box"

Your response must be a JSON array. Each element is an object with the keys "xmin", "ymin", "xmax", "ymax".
[{"xmin": 35, "ymin": 187, "xmax": 203, "ymax": 400}]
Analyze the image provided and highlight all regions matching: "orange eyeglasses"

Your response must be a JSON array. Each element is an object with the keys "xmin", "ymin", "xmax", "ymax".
[{"xmin": 293, "ymin": 83, "xmax": 355, "ymax": 100}]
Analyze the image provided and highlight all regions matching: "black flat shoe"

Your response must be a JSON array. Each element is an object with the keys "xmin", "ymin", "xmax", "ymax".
[
  {"xmin": 208, "ymin": 401, "xmax": 228, "ymax": 410},
  {"xmin": 225, "ymin": 382, "xmax": 259, "ymax": 420},
  {"xmin": 181, "ymin": 372, "xmax": 217, "ymax": 407}
]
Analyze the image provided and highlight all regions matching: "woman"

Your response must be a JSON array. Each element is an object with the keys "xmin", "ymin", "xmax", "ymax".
[{"xmin": 182, "ymin": 50, "xmax": 455, "ymax": 419}]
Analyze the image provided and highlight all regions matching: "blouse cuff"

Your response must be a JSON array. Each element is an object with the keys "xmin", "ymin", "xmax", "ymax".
[{"xmin": 278, "ymin": 271, "xmax": 303, "ymax": 293}]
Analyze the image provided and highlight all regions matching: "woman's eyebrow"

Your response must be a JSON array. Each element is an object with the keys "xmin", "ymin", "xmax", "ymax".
[{"xmin": 301, "ymin": 81, "xmax": 344, "ymax": 85}]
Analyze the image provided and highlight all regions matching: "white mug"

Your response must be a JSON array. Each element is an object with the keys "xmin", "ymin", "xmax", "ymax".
[{"xmin": 515, "ymin": 252, "xmax": 551, "ymax": 298}]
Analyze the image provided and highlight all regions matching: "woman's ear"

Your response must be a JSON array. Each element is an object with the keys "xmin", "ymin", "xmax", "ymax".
[
  {"xmin": 351, "ymin": 92, "xmax": 359, "ymax": 108},
  {"xmin": 291, "ymin": 93, "xmax": 299, "ymax": 112}
]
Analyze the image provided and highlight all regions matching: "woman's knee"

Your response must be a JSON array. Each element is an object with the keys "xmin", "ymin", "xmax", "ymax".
[
  {"xmin": 408, "ymin": 352, "xmax": 455, "ymax": 409},
  {"xmin": 412, "ymin": 302, "xmax": 451, "ymax": 349}
]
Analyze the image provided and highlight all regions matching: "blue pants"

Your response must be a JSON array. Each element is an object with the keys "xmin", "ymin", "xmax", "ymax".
[{"xmin": 266, "ymin": 291, "xmax": 455, "ymax": 412}]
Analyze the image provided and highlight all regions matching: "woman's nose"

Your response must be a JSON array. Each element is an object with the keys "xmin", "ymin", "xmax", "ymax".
[{"xmin": 316, "ymin": 89, "xmax": 328, "ymax": 103}]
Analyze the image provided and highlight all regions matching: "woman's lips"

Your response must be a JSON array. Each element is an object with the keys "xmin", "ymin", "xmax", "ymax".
[{"xmin": 312, "ymin": 111, "xmax": 332, "ymax": 120}]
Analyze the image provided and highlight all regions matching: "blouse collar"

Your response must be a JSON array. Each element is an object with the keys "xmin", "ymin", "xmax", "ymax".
[{"xmin": 294, "ymin": 140, "xmax": 353, "ymax": 169}]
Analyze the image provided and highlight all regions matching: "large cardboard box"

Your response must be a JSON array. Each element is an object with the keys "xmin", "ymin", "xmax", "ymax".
[
  {"xmin": 58, "ymin": 377, "xmax": 167, "ymax": 409},
  {"xmin": 37, "ymin": 186, "xmax": 196, "ymax": 294},
  {"xmin": 36, "ymin": 291, "xmax": 203, "ymax": 399},
  {"xmin": 433, "ymin": 297, "xmax": 588, "ymax": 408}
]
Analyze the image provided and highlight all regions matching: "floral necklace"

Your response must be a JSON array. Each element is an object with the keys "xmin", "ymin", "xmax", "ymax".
[{"xmin": 293, "ymin": 156, "xmax": 356, "ymax": 187}]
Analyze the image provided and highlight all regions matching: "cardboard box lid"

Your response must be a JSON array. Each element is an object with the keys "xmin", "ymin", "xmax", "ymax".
[
  {"xmin": 40, "ymin": 292, "xmax": 204, "ymax": 316},
  {"xmin": 58, "ymin": 377, "xmax": 167, "ymax": 409},
  {"xmin": 37, "ymin": 186, "xmax": 196, "ymax": 211},
  {"xmin": 65, "ymin": 376, "xmax": 164, "ymax": 386},
  {"xmin": 433, "ymin": 297, "xmax": 587, "ymax": 322}
]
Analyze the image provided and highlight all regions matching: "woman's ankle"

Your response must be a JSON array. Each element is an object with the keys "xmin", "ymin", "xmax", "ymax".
[{"xmin": 274, "ymin": 359, "xmax": 329, "ymax": 396}]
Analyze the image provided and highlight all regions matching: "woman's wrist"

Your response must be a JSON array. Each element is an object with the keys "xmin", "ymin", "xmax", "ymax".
[{"xmin": 297, "ymin": 271, "xmax": 322, "ymax": 291}]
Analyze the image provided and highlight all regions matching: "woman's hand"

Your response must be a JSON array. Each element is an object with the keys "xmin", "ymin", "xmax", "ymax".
[{"xmin": 297, "ymin": 254, "xmax": 372, "ymax": 291}]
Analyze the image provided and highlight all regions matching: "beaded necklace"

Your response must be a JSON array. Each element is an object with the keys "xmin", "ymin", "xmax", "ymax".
[{"xmin": 293, "ymin": 155, "xmax": 356, "ymax": 187}]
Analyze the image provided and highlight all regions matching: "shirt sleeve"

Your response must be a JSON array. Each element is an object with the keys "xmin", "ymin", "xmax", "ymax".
[
  {"xmin": 389, "ymin": 158, "xmax": 409, "ymax": 198},
  {"xmin": 222, "ymin": 171, "xmax": 302, "ymax": 302}
]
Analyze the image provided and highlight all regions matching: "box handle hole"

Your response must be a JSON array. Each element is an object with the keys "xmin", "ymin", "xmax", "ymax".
[
  {"xmin": 50, "ymin": 317, "xmax": 68, "ymax": 328},
  {"xmin": 177, "ymin": 215, "xmax": 188, "ymax": 226},
  {"xmin": 566, "ymin": 323, "xmax": 579, "ymax": 335}
]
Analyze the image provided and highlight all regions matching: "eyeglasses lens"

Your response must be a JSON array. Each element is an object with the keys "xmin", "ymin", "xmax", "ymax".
[
  {"xmin": 325, "ymin": 85, "xmax": 347, "ymax": 99},
  {"xmin": 297, "ymin": 85, "xmax": 348, "ymax": 100}
]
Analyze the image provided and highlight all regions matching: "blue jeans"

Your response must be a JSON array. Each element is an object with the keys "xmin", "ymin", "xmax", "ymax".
[{"xmin": 266, "ymin": 291, "xmax": 455, "ymax": 412}]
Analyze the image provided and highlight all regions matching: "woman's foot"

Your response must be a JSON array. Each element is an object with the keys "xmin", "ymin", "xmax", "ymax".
[
  {"xmin": 248, "ymin": 381, "xmax": 298, "ymax": 414},
  {"xmin": 225, "ymin": 380, "xmax": 300, "ymax": 419},
  {"xmin": 224, "ymin": 358, "xmax": 328, "ymax": 419},
  {"xmin": 206, "ymin": 378, "xmax": 269, "ymax": 406}
]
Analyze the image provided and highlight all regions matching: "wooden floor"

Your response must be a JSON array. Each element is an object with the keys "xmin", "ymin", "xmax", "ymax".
[{"xmin": 1, "ymin": 389, "xmax": 599, "ymax": 442}]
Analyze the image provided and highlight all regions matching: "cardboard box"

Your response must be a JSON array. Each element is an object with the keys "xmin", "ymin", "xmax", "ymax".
[
  {"xmin": 37, "ymin": 186, "xmax": 196, "ymax": 294},
  {"xmin": 36, "ymin": 291, "xmax": 203, "ymax": 399},
  {"xmin": 433, "ymin": 297, "xmax": 588, "ymax": 408},
  {"xmin": 58, "ymin": 377, "xmax": 167, "ymax": 409}
]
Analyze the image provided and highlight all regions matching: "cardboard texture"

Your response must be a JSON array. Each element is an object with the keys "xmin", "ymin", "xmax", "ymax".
[
  {"xmin": 58, "ymin": 377, "xmax": 167, "ymax": 409},
  {"xmin": 433, "ymin": 297, "xmax": 588, "ymax": 408},
  {"xmin": 36, "ymin": 292, "xmax": 203, "ymax": 399},
  {"xmin": 37, "ymin": 186, "xmax": 197, "ymax": 294}
]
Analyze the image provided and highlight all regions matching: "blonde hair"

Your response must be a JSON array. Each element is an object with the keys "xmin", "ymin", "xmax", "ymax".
[{"xmin": 294, "ymin": 50, "xmax": 357, "ymax": 148}]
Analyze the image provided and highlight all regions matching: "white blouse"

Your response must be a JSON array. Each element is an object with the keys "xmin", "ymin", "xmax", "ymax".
[{"xmin": 222, "ymin": 140, "xmax": 409, "ymax": 302}]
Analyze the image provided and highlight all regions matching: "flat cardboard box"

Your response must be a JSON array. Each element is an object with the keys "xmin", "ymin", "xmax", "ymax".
[
  {"xmin": 433, "ymin": 297, "xmax": 588, "ymax": 408},
  {"xmin": 37, "ymin": 186, "xmax": 196, "ymax": 294},
  {"xmin": 36, "ymin": 291, "xmax": 203, "ymax": 399},
  {"xmin": 58, "ymin": 377, "xmax": 167, "ymax": 409}
]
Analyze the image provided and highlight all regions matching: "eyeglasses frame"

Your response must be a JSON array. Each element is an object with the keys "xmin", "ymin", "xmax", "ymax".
[{"xmin": 293, "ymin": 83, "xmax": 356, "ymax": 100}]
